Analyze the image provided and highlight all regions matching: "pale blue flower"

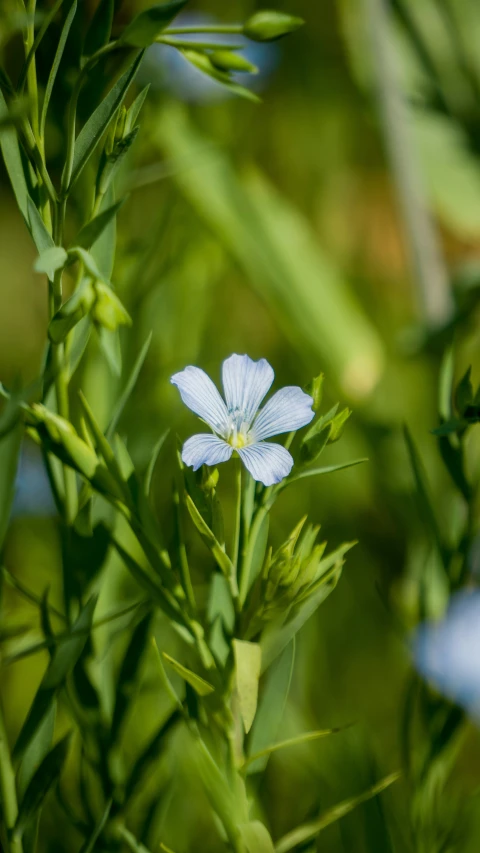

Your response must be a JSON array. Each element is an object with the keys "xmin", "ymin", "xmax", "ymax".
[
  {"xmin": 414, "ymin": 590, "xmax": 480, "ymax": 718},
  {"xmin": 171, "ymin": 354, "xmax": 314, "ymax": 486}
]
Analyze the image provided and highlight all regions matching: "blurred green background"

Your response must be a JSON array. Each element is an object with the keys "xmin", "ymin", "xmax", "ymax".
[{"xmin": 2, "ymin": 0, "xmax": 480, "ymax": 850}]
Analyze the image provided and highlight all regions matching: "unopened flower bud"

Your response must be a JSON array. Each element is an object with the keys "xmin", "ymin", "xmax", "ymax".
[
  {"xmin": 243, "ymin": 10, "xmax": 304, "ymax": 42},
  {"xmin": 210, "ymin": 50, "xmax": 258, "ymax": 74},
  {"xmin": 92, "ymin": 283, "xmax": 131, "ymax": 332}
]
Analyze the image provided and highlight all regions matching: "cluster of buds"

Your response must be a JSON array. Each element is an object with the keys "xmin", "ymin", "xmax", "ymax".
[{"xmin": 261, "ymin": 518, "xmax": 327, "ymax": 617}]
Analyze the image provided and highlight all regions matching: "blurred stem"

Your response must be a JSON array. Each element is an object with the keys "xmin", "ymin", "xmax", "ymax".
[
  {"xmin": 0, "ymin": 698, "xmax": 23, "ymax": 853},
  {"xmin": 25, "ymin": 0, "xmax": 39, "ymax": 141},
  {"xmin": 433, "ymin": 0, "xmax": 480, "ymax": 107},
  {"xmin": 173, "ymin": 486, "xmax": 196, "ymax": 612},
  {"xmin": 165, "ymin": 25, "xmax": 243, "ymax": 35},
  {"xmin": 363, "ymin": 0, "xmax": 453, "ymax": 328}
]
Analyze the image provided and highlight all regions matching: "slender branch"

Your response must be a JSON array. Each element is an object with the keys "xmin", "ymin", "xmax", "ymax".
[{"xmin": 164, "ymin": 25, "xmax": 243, "ymax": 35}]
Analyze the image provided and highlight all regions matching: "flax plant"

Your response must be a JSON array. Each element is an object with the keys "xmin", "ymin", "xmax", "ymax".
[{"xmin": 0, "ymin": 3, "xmax": 399, "ymax": 852}]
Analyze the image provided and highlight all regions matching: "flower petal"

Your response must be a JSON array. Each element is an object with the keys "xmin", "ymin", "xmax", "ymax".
[
  {"xmin": 222, "ymin": 354, "xmax": 274, "ymax": 427},
  {"xmin": 237, "ymin": 442, "xmax": 293, "ymax": 486},
  {"xmin": 171, "ymin": 366, "xmax": 229, "ymax": 435},
  {"xmin": 182, "ymin": 434, "xmax": 233, "ymax": 471},
  {"xmin": 251, "ymin": 387, "xmax": 314, "ymax": 441}
]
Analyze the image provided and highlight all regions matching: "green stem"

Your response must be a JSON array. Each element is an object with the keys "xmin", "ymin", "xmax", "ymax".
[
  {"xmin": 165, "ymin": 25, "xmax": 243, "ymax": 35},
  {"xmin": 238, "ymin": 503, "xmax": 268, "ymax": 607},
  {"xmin": 156, "ymin": 37, "xmax": 243, "ymax": 50},
  {"xmin": 0, "ymin": 699, "xmax": 23, "ymax": 853},
  {"xmin": 232, "ymin": 459, "xmax": 242, "ymax": 576}
]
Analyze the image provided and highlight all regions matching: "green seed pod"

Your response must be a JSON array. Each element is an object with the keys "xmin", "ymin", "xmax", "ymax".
[
  {"xmin": 92, "ymin": 282, "xmax": 131, "ymax": 332},
  {"xmin": 243, "ymin": 10, "xmax": 304, "ymax": 42},
  {"xmin": 210, "ymin": 50, "xmax": 258, "ymax": 74},
  {"xmin": 328, "ymin": 407, "xmax": 351, "ymax": 443}
]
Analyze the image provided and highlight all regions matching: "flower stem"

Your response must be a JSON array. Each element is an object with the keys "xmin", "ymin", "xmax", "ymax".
[
  {"xmin": 165, "ymin": 25, "xmax": 244, "ymax": 35},
  {"xmin": 232, "ymin": 458, "xmax": 242, "ymax": 577}
]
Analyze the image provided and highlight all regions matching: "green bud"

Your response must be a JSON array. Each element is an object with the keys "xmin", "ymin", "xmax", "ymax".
[
  {"xmin": 48, "ymin": 279, "xmax": 96, "ymax": 344},
  {"xmin": 210, "ymin": 50, "xmax": 258, "ymax": 74},
  {"xmin": 327, "ymin": 407, "xmax": 351, "ymax": 443},
  {"xmin": 304, "ymin": 373, "xmax": 324, "ymax": 413},
  {"xmin": 243, "ymin": 10, "xmax": 304, "ymax": 42},
  {"xmin": 92, "ymin": 282, "xmax": 131, "ymax": 332},
  {"xmin": 115, "ymin": 105, "xmax": 127, "ymax": 143},
  {"xmin": 455, "ymin": 367, "xmax": 473, "ymax": 415}
]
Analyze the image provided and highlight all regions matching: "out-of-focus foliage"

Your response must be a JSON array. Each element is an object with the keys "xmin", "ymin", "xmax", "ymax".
[{"xmin": 1, "ymin": 0, "xmax": 480, "ymax": 851}]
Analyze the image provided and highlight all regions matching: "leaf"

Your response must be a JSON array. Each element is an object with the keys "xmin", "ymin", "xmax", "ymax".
[
  {"xmin": 17, "ymin": 700, "xmax": 56, "ymax": 801},
  {"xmin": 0, "ymin": 424, "xmax": 23, "ymax": 550},
  {"xmin": 34, "ymin": 246, "xmax": 68, "ymax": 279},
  {"xmin": 185, "ymin": 493, "xmax": 235, "ymax": 583},
  {"xmin": 79, "ymin": 799, "xmax": 112, "ymax": 853},
  {"xmin": 162, "ymin": 652, "xmax": 214, "ymax": 697},
  {"xmin": 15, "ymin": 734, "xmax": 71, "ymax": 835},
  {"xmin": 74, "ymin": 199, "xmax": 125, "ymax": 250},
  {"xmin": 106, "ymin": 332, "xmax": 152, "ymax": 439},
  {"xmin": 119, "ymin": 1, "xmax": 189, "ymax": 48},
  {"xmin": 27, "ymin": 196, "xmax": 55, "ymax": 255},
  {"xmin": 144, "ymin": 430, "xmax": 169, "ymax": 496},
  {"xmin": 126, "ymin": 84, "xmax": 150, "ymax": 132},
  {"xmin": 247, "ymin": 640, "xmax": 295, "ymax": 775},
  {"xmin": 40, "ymin": 1, "xmax": 77, "ymax": 136},
  {"xmin": 245, "ymin": 728, "xmax": 345, "ymax": 769},
  {"xmin": 455, "ymin": 366, "xmax": 473, "ymax": 415},
  {"xmin": 233, "ymin": 640, "xmax": 261, "ymax": 734},
  {"xmin": 13, "ymin": 597, "xmax": 97, "ymax": 760},
  {"xmin": 125, "ymin": 708, "xmax": 182, "ymax": 801},
  {"xmin": 91, "ymin": 185, "xmax": 117, "ymax": 279},
  {"xmin": 403, "ymin": 426, "xmax": 446, "ymax": 566},
  {"xmin": 274, "ymin": 772, "xmax": 400, "ymax": 853},
  {"xmin": 0, "ymin": 88, "xmax": 29, "ymax": 220},
  {"xmin": 84, "ymin": 0, "xmax": 114, "ymax": 56},
  {"xmin": 69, "ymin": 51, "xmax": 144, "ymax": 189},
  {"xmin": 289, "ymin": 458, "xmax": 368, "ymax": 483},
  {"xmin": 68, "ymin": 246, "xmax": 109, "ymax": 282},
  {"xmin": 111, "ymin": 612, "xmax": 152, "ymax": 743},
  {"xmin": 98, "ymin": 326, "xmax": 122, "ymax": 376},
  {"xmin": 239, "ymin": 822, "xmax": 275, "ymax": 853}
]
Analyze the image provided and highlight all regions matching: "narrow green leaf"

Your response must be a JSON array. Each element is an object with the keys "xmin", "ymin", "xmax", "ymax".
[
  {"xmin": 144, "ymin": 430, "xmax": 169, "ymax": 496},
  {"xmin": 79, "ymin": 799, "xmax": 112, "ymax": 853},
  {"xmin": 126, "ymin": 84, "xmax": 150, "ymax": 132},
  {"xmin": 245, "ymin": 728, "xmax": 345, "ymax": 769},
  {"xmin": 274, "ymin": 772, "xmax": 400, "ymax": 853},
  {"xmin": 40, "ymin": 1, "xmax": 77, "ymax": 136},
  {"xmin": 68, "ymin": 246, "xmax": 109, "ymax": 282},
  {"xmin": 247, "ymin": 640, "xmax": 295, "ymax": 775},
  {"xmin": 13, "ymin": 597, "xmax": 97, "ymax": 760},
  {"xmin": 289, "ymin": 458, "xmax": 368, "ymax": 483},
  {"xmin": 0, "ymin": 89, "xmax": 29, "ymax": 220},
  {"xmin": 98, "ymin": 327, "xmax": 122, "ymax": 376},
  {"xmin": 125, "ymin": 708, "xmax": 182, "ymax": 801},
  {"xmin": 455, "ymin": 366, "xmax": 473, "ymax": 414},
  {"xmin": 106, "ymin": 332, "xmax": 152, "ymax": 439},
  {"xmin": 403, "ymin": 426, "xmax": 445, "ymax": 565},
  {"xmin": 233, "ymin": 640, "xmax": 262, "ymax": 734},
  {"xmin": 17, "ymin": 701, "xmax": 56, "ymax": 801},
  {"xmin": 91, "ymin": 185, "xmax": 116, "ymax": 279},
  {"xmin": 70, "ymin": 51, "xmax": 143, "ymax": 189},
  {"xmin": 111, "ymin": 612, "xmax": 152, "ymax": 743},
  {"xmin": 27, "ymin": 196, "xmax": 55, "ymax": 254},
  {"xmin": 34, "ymin": 246, "xmax": 68, "ymax": 279},
  {"xmin": 15, "ymin": 734, "xmax": 71, "ymax": 835},
  {"xmin": 185, "ymin": 493, "xmax": 235, "ymax": 583},
  {"xmin": 0, "ymin": 424, "xmax": 23, "ymax": 550},
  {"xmin": 74, "ymin": 199, "xmax": 125, "ymax": 250},
  {"xmin": 84, "ymin": 0, "xmax": 114, "ymax": 56},
  {"xmin": 162, "ymin": 652, "xmax": 214, "ymax": 697},
  {"xmin": 240, "ymin": 822, "xmax": 275, "ymax": 853},
  {"xmin": 119, "ymin": 1, "xmax": 189, "ymax": 48}
]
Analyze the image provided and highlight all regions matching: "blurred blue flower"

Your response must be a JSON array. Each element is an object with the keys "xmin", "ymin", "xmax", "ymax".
[
  {"xmin": 413, "ymin": 590, "xmax": 480, "ymax": 716},
  {"xmin": 171, "ymin": 354, "xmax": 314, "ymax": 486},
  {"xmin": 12, "ymin": 445, "xmax": 56, "ymax": 517},
  {"xmin": 137, "ymin": 12, "xmax": 279, "ymax": 102}
]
